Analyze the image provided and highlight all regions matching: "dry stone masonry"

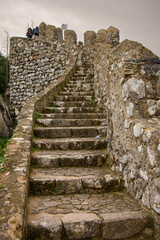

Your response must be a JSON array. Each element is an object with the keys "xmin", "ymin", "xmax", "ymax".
[
  {"xmin": 9, "ymin": 38, "xmax": 68, "ymax": 110},
  {"xmin": 0, "ymin": 23, "xmax": 160, "ymax": 239}
]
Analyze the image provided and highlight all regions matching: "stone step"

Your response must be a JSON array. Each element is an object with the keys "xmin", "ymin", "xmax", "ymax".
[
  {"xmin": 27, "ymin": 192, "xmax": 149, "ymax": 240},
  {"xmin": 75, "ymin": 70, "xmax": 94, "ymax": 75},
  {"xmin": 29, "ymin": 167, "xmax": 123, "ymax": 195},
  {"xmin": 35, "ymin": 118, "xmax": 107, "ymax": 127},
  {"xmin": 52, "ymin": 101, "xmax": 96, "ymax": 108},
  {"xmin": 73, "ymin": 73, "xmax": 94, "ymax": 78},
  {"xmin": 66, "ymin": 82, "xmax": 94, "ymax": 88},
  {"xmin": 39, "ymin": 113, "xmax": 106, "ymax": 119},
  {"xmin": 31, "ymin": 150, "xmax": 107, "ymax": 168},
  {"xmin": 34, "ymin": 126, "xmax": 107, "ymax": 138},
  {"xmin": 32, "ymin": 137, "xmax": 107, "ymax": 150},
  {"xmin": 70, "ymin": 78, "xmax": 94, "ymax": 83},
  {"xmin": 42, "ymin": 106, "xmax": 96, "ymax": 114},
  {"xmin": 60, "ymin": 91, "xmax": 94, "ymax": 96},
  {"xmin": 63, "ymin": 86, "xmax": 94, "ymax": 92},
  {"xmin": 55, "ymin": 95, "xmax": 93, "ymax": 101}
]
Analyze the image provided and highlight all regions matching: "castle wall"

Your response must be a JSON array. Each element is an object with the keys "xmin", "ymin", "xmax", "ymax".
[
  {"xmin": 7, "ymin": 24, "xmax": 160, "ymax": 236},
  {"xmin": 94, "ymin": 39, "xmax": 160, "ymax": 233}
]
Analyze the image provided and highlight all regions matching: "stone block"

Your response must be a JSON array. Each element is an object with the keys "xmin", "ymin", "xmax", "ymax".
[
  {"xmin": 64, "ymin": 30, "xmax": 77, "ymax": 47},
  {"xmin": 27, "ymin": 213, "xmax": 62, "ymax": 240},
  {"xmin": 106, "ymin": 26, "xmax": 120, "ymax": 45},
  {"xmin": 39, "ymin": 22, "xmax": 46, "ymax": 38},
  {"xmin": 122, "ymin": 78, "xmax": 146, "ymax": 100},
  {"xmin": 84, "ymin": 31, "xmax": 96, "ymax": 46},
  {"xmin": 96, "ymin": 29, "xmax": 107, "ymax": 43},
  {"xmin": 101, "ymin": 211, "xmax": 147, "ymax": 239},
  {"xmin": 46, "ymin": 25, "xmax": 58, "ymax": 41},
  {"xmin": 62, "ymin": 213, "xmax": 101, "ymax": 239}
]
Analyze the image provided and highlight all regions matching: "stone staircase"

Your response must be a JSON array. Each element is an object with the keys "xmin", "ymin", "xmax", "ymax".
[{"xmin": 26, "ymin": 58, "xmax": 152, "ymax": 239}]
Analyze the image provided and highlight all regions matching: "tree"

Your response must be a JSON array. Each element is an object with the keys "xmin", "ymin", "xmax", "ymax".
[{"xmin": 0, "ymin": 53, "xmax": 8, "ymax": 95}]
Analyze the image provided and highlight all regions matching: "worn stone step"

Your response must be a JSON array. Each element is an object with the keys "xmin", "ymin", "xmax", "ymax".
[
  {"xmin": 52, "ymin": 101, "xmax": 96, "ymax": 108},
  {"xmin": 75, "ymin": 70, "xmax": 94, "ymax": 75},
  {"xmin": 63, "ymin": 86, "xmax": 94, "ymax": 92},
  {"xmin": 32, "ymin": 137, "xmax": 107, "ymax": 150},
  {"xmin": 70, "ymin": 78, "xmax": 94, "ymax": 83},
  {"xmin": 31, "ymin": 150, "xmax": 107, "ymax": 168},
  {"xmin": 55, "ymin": 95, "xmax": 93, "ymax": 101},
  {"xmin": 60, "ymin": 91, "xmax": 94, "ymax": 96},
  {"xmin": 59, "ymin": 90, "xmax": 94, "ymax": 96},
  {"xmin": 29, "ymin": 167, "xmax": 123, "ymax": 195},
  {"xmin": 35, "ymin": 118, "xmax": 107, "ymax": 127},
  {"xmin": 39, "ymin": 113, "xmax": 106, "ymax": 119},
  {"xmin": 67, "ymin": 82, "xmax": 94, "ymax": 88},
  {"xmin": 27, "ymin": 192, "xmax": 149, "ymax": 240},
  {"xmin": 34, "ymin": 126, "xmax": 107, "ymax": 138},
  {"xmin": 43, "ymin": 106, "xmax": 96, "ymax": 114},
  {"xmin": 73, "ymin": 73, "xmax": 94, "ymax": 78}
]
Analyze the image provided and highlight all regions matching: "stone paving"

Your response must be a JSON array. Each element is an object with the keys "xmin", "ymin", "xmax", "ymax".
[{"xmin": 29, "ymin": 192, "xmax": 141, "ymax": 216}]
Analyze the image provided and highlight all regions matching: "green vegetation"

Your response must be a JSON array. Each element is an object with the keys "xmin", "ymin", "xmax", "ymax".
[
  {"xmin": 91, "ymin": 98, "xmax": 96, "ymax": 103},
  {"xmin": 34, "ymin": 112, "xmax": 41, "ymax": 120},
  {"xmin": 0, "ymin": 138, "xmax": 9, "ymax": 172},
  {"xmin": 54, "ymin": 188, "xmax": 60, "ymax": 195},
  {"xmin": 0, "ymin": 53, "xmax": 9, "ymax": 95},
  {"xmin": 52, "ymin": 106, "xmax": 56, "ymax": 113},
  {"xmin": 30, "ymin": 49, "xmax": 35, "ymax": 55}
]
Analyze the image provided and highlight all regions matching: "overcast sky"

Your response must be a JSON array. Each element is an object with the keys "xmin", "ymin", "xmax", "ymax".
[{"xmin": 0, "ymin": 0, "xmax": 160, "ymax": 56}]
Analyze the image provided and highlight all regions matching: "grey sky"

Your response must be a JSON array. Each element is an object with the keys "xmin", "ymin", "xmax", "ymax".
[{"xmin": 0, "ymin": 0, "xmax": 160, "ymax": 56}]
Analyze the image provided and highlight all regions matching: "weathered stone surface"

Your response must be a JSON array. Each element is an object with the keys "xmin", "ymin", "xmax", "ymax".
[
  {"xmin": 31, "ymin": 150, "xmax": 106, "ymax": 167},
  {"xmin": 36, "ymin": 118, "xmax": 106, "ymax": 127},
  {"xmin": 94, "ymin": 36, "xmax": 160, "ymax": 229},
  {"xmin": 34, "ymin": 126, "xmax": 107, "ymax": 138},
  {"xmin": 30, "ymin": 167, "xmax": 122, "ymax": 194},
  {"xmin": 84, "ymin": 31, "xmax": 96, "ymax": 46},
  {"xmin": 62, "ymin": 213, "xmax": 101, "ymax": 239},
  {"xmin": 156, "ymin": 79, "xmax": 160, "ymax": 97},
  {"xmin": 27, "ymin": 213, "xmax": 62, "ymax": 240},
  {"xmin": 122, "ymin": 78, "xmax": 146, "ymax": 100},
  {"xmin": 106, "ymin": 26, "xmax": 119, "ymax": 45},
  {"xmin": 101, "ymin": 211, "xmax": 147, "ymax": 239},
  {"xmin": 33, "ymin": 137, "xmax": 107, "ymax": 150},
  {"xmin": 45, "ymin": 25, "xmax": 58, "ymax": 40},
  {"xmin": 0, "ymin": 94, "xmax": 12, "ymax": 138},
  {"xmin": 96, "ymin": 29, "xmax": 107, "ymax": 43},
  {"xmin": 39, "ymin": 22, "xmax": 46, "ymax": 38},
  {"xmin": 64, "ymin": 29, "xmax": 77, "ymax": 47},
  {"xmin": 9, "ymin": 37, "xmax": 70, "ymax": 109}
]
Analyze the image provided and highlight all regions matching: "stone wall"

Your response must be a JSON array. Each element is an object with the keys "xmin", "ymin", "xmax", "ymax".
[
  {"xmin": 9, "ymin": 37, "xmax": 72, "ymax": 110},
  {"xmin": 94, "ymin": 39, "xmax": 160, "ymax": 236}
]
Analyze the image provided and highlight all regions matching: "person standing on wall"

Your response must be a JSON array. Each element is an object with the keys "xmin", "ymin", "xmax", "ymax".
[{"xmin": 26, "ymin": 28, "xmax": 33, "ymax": 39}]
